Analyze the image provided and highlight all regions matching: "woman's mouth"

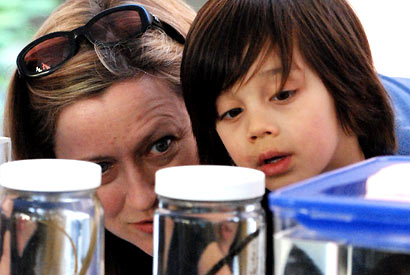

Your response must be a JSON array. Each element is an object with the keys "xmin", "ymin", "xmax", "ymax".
[{"xmin": 132, "ymin": 220, "xmax": 153, "ymax": 234}]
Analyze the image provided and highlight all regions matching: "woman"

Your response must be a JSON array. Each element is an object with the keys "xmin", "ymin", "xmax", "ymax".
[{"xmin": 4, "ymin": 0, "xmax": 198, "ymax": 273}]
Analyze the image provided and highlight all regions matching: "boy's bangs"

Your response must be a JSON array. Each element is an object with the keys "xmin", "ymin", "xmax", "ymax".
[
  {"xmin": 183, "ymin": 0, "xmax": 275, "ymax": 95},
  {"xmin": 221, "ymin": 38, "xmax": 274, "ymax": 92},
  {"xmin": 209, "ymin": 1, "xmax": 294, "ymax": 94},
  {"xmin": 217, "ymin": 4, "xmax": 275, "ymax": 92}
]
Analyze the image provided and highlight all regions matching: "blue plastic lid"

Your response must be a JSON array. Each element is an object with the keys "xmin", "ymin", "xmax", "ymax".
[{"xmin": 269, "ymin": 156, "xmax": 410, "ymax": 251}]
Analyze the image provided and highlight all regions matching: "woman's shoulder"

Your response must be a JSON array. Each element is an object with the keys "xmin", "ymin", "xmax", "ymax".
[{"xmin": 105, "ymin": 230, "xmax": 153, "ymax": 275}]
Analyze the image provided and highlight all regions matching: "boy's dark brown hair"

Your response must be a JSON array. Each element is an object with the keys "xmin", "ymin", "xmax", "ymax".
[{"xmin": 181, "ymin": 0, "xmax": 396, "ymax": 165}]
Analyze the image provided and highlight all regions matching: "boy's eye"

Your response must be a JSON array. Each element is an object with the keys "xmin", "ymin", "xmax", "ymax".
[
  {"xmin": 151, "ymin": 136, "xmax": 175, "ymax": 153},
  {"xmin": 272, "ymin": 90, "xmax": 296, "ymax": 101},
  {"xmin": 96, "ymin": 161, "xmax": 112, "ymax": 174},
  {"xmin": 220, "ymin": 108, "xmax": 243, "ymax": 120}
]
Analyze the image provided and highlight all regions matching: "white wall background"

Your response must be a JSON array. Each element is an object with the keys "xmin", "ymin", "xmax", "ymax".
[{"xmin": 348, "ymin": 0, "xmax": 410, "ymax": 78}]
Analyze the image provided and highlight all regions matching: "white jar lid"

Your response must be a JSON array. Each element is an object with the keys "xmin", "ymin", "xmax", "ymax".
[
  {"xmin": 155, "ymin": 165, "xmax": 265, "ymax": 201},
  {"xmin": 0, "ymin": 159, "xmax": 101, "ymax": 192}
]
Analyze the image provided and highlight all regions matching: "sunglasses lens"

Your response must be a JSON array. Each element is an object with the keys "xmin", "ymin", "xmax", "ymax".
[
  {"xmin": 23, "ymin": 36, "xmax": 72, "ymax": 75},
  {"xmin": 89, "ymin": 10, "xmax": 144, "ymax": 43}
]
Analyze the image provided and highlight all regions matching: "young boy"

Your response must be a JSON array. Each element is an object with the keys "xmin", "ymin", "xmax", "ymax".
[
  {"xmin": 181, "ymin": 0, "xmax": 396, "ymax": 190},
  {"xmin": 181, "ymin": 1, "xmax": 397, "ymax": 272}
]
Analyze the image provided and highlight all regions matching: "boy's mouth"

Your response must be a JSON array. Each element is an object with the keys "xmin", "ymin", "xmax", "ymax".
[
  {"xmin": 258, "ymin": 152, "xmax": 292, "ymax": 177},
  {"xmin": 264, "ymin": 155, "xmax": 287, "ymax": 164}
]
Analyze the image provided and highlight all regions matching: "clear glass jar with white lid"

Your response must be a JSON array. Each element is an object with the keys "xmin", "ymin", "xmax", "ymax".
[
  {"xmin": 0, "ymin": 159, "xmax": 104, "ymax": 275},
  {"xmin": 153, "ymin": 165, "xmax": 266, "ymax": 275}
]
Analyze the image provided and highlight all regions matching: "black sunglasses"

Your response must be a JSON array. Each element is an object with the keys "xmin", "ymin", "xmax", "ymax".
[{"xmin": 16, "ymin": 4, "xmax": 185, "ymax": 78}]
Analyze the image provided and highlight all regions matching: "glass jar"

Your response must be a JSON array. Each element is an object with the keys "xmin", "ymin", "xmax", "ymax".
[
  {"xmin": 0, "ymin": 159, "xmax": 104, "ymax": 274},
  {"xmin": 153, "ymin": 165, "xmax": 266, "ymax": 275}
]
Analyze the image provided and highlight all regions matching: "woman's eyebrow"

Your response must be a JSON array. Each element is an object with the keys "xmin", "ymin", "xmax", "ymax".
[{"xmin": 86, "ymin": 156, "xmax": 112, "ymax": 162}]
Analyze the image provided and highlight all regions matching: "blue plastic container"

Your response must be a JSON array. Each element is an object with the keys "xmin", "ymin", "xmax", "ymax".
[{"xmin": 269, "ymin": 156, "xmax": 410, "ymax": 275}]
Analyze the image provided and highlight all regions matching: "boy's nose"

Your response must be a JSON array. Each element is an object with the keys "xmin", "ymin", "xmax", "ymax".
[{"xmin": 247, "ymin": 111, "xmax": 279, "ymax": 141}]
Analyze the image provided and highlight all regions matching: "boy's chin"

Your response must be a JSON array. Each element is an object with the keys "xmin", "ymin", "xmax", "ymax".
[{"xmin": 265, "ymin": 176, "xmax": 299, "ymax": 191}]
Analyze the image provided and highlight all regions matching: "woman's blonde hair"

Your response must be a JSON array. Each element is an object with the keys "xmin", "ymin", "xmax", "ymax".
[{"xmin": 4, "ymin": 0, "xmax": 195, "ymax": 160}]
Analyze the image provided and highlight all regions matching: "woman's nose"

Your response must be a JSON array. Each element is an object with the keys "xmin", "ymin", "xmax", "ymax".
[
  {"xmin": 124, "ymin": 167, "xmax": 157, "ymax": 211},
  {"xmin": 246, "ymin": 109, "xmax": 279, "ymax": 142}
]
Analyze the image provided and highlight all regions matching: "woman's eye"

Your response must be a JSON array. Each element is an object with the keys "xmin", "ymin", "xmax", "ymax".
[
  {"xmin": 151, "ymin": 136, "xmax": 175, "ymax": 153},
  {"xmin": 96, "ymin": 161, "xmax": 112, "ymax": 174},
  {"xmin": 220, "ymin": 108, "xmax": 243, "ymax": 120},
  {"xmin": 272, "ymin": 90, "xmax": 296, "ymax": 101}
]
